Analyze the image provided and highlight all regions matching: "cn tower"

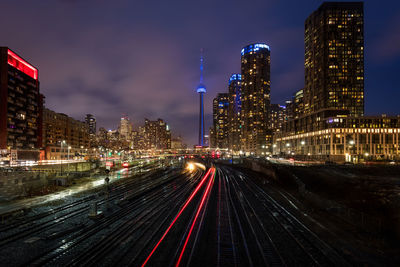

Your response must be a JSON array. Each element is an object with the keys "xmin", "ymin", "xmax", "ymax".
[{"xmin": 197, "ymin": 50, "xmax": 206, "ymax": 146}]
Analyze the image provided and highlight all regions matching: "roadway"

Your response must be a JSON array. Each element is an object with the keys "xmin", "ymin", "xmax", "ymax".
[{"xmin": 0, "ymin": 162, "xmax": 350, "ymax": 266}]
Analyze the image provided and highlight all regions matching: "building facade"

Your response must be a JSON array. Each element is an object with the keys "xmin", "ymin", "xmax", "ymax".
[
  {"xmin": 274, "ymin": 112, "xmax": 400, "ymax": 162},
  {"xmin": 227, "ymin": 74, "xmax": 242, "ymax": 152},
  {"xmin": 0, "ymin": 47, "xmax": 42, "ymax": 156},
  {"xmin": 304, "ymin": 2, "xmax": 364, "ymax": 116},
  {"xmin": 42, "ymin": 108, "xmax": 89, "ymax": 149},
  {"xmin": 119, "ymin": 115, "xmax": 133, "ymax": 140},
  {"xmin": 144, "ymin": 118, "xmax": 171, "ymax": 150},
  {"xmin": 272, "ymin": 2, "xmax": 383, "ymax": 163},
  {"xmin": 213, "ymin": 93, "xmax": 229, "ymax": 149},
  {"xmin": 240, "ymin": 43, "xmax": 271, "ymax": 155},
  {"xmin": 270, "ymin": 104, "xmax": 286, "ymax": 134},
  {"xmin": 85, "ymin": 114, "xmax": 96, "ymax": 135}
]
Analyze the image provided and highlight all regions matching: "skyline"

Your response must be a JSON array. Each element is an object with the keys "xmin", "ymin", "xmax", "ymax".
[{"xmin": 1, "ymin": 0, "xmax": 400, "ymax": 145}]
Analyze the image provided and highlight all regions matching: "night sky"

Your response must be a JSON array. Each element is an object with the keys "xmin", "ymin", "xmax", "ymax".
[{"xmin": 2, "ymin": 0, "xmax": 400, "ymax": 145}]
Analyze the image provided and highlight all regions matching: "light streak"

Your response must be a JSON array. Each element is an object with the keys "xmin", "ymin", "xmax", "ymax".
[
  {"xmin": 142, "ymin": 168, "xmax": 212, "ymax": 267},
  {"xmin": 175, "ymin": 168, "xmax": 215, "ymax": 267}
]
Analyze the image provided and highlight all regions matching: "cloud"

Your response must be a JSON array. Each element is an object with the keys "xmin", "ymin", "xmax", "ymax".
[{"xmin": 2, "ymin": 0, "xmax": 398, "ymax": 145}]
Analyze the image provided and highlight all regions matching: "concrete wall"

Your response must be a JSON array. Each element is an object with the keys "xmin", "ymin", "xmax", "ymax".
[
  {"xmin": 0, "ymin": 171, "xmax": 54, "ymax": 201},
  {"xmin": 0, "ymin": 162, "xmax": 97, "ymax": 201},
  {"xmin": 31, "ymin": 162, "xmax": 94, "ymax": 173}
]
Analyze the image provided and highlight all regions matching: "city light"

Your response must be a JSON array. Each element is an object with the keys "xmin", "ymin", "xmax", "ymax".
[
  {"xmin": 241, "ymin": 43, "xmax": 270, "ymax": 56},
  {"xmin": 186, "ymin": 162, "xmax": 195, "ymax": 172},
  {"xmin": 7, "ymin": 49, "xmax": 38, "ymax": 80}
]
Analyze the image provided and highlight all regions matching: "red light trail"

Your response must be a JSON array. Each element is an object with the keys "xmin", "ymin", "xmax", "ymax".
[
  {"xmin": 175, "ymin": 168, "xmax": 215, "ymax": 267},
  {"xmin": 142, "ymin": 168, "xmax": 213, "ymax": 267}
]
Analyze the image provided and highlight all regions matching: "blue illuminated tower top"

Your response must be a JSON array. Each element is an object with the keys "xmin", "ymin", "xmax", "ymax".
[
  {"xmin": 197, "ymin": 50, "xmax": 206, "ymax": 93},
  {"xmin": 229, "ymin": 74, "xmax": 242, "ymax": 85},
  {"xmin": 241, "ymin": 43, "xmax": 270, "ymax": 56}
]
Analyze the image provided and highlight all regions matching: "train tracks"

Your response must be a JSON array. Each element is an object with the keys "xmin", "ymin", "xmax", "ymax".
[
  {"xmin": 0, "ymin": 163, "xmax": 351, "ymax": 266},
  {"xmin": 220, "ymin": 165, "xmax": 349, "ymax": 266}
]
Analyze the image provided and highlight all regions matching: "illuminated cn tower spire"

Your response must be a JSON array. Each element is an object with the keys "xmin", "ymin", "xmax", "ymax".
[{"xmin": 197, "ymin": 49, "xmax": 206, "ymax": 146}]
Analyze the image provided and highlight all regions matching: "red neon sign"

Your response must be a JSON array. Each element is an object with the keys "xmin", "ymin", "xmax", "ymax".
[
  {"xmin": 106, "ymin": 161, "xmax": 113, "ymax": 167},
  {"xmin": 7, "ymin": 49, "xmax": 38, "ymax": 80}
]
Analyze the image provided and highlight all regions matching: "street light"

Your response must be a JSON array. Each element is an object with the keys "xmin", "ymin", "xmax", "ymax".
[{"xmin": 301, "ymin": 141, "xmax": 305, "ymax": 145}]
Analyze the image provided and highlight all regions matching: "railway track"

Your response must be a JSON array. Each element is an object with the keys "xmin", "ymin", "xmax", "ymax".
[
  {"xmin": 222, "ymin": 166, "xmax": 283, "ymax": 266},
  {"xmin": 67, "ymin": 170, "xmax": 203, "ymax": 267},
  {"xmin": 223, "ymin": 165, "xmax": 349, "ymax": 266},
  {"xmin": 24, "ymin": 168, "xmax": 199, "ymax": 266},
  {"xmin": 0, "ymin": 163, "xmax": 161, "ymax": 233},
  {"xmin": 0, "ymin": 168, "xmax": 178, "ymax": 248}
]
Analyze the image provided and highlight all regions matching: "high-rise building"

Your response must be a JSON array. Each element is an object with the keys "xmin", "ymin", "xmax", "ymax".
[
  {"xmin": 171, "ymin": 135, "xmax": 184, "ymax": 150},
  {"xmin": 270, "ymin": 104, "xmax": 286, "ymax": 133},
  {"xmin": 304, "ymin": 2, "xmax": 364, "ymax": 116},
  {"xmin": 284, "ymin": 89, "xmax": 304, "ymax": 122},
  {"xmin": 85, "ymin": 114, "xmax": 96, "ymax": 135},
  {"xmin": 227, "ymin": 74, "xmax": 242, "ymax": 152},
  {"xmin": 144, "ymin": 118, "xmax": 171, "ymax": 149},
  {"xmin": 293, "ymin": 89, "xmax": 304, "ymax": 118},
  {"xmin": 213, "ymin": 93, "xmax": 229, "ymax": 149},
  {"xmin": 209, "ymin": 127, "xmax": 216, "ymax": 148},
  {"xmin": 0, "ymin": 48, "xmax": 42, "ymax": 156},
  {"xmin": 274, "ymin": 2, "xmax": 400, "ymax": 162},
  {"xmin": 119, "ymin": 115, "xmax": 133, "ymax": 140},
  {"xmin": 240, "ymin": 43, "xmax": 271, "ymax": 155}
]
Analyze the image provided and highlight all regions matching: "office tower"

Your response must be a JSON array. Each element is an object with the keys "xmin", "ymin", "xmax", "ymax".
[
  {"xmin": 144, "ymin": 118, "xmax": 171, "ymax": 149},
  {"xmin": 85, "ymin": 114, "xmax": 96, "ymax": 135},
  {"xmin": 213, "ymin": 93, "xmax": 229, "ymax": 149},
  {"xmin": 240, "ymin": 43, "xmax": 271, "ymax": 155},
  {"xmin": 0, "ymin": 47, "xmax": 42, "ymax": 154},
  {"xmin": 119, "ymin": 115, "xmax": 133, "ymax": 140},
  {"xmin": 227, "ymin": 74, "xmax": 242, "ymax": 152},
  {"xmin": 270, "ymin": 104, "xmax": 286, "ymax": 133},
  {"xmin": 304, "ymin": 2, "xmax": 364, "ymax": 116}
]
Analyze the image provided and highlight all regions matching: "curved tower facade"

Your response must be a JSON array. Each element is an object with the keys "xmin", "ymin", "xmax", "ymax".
[
  {"xmin": 197, "ymin": 52, "xmax": 206, "ymax": 146},
  {"xmin": 240, "ymin": 43, "xmax": 271, "ymax": 155}
]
